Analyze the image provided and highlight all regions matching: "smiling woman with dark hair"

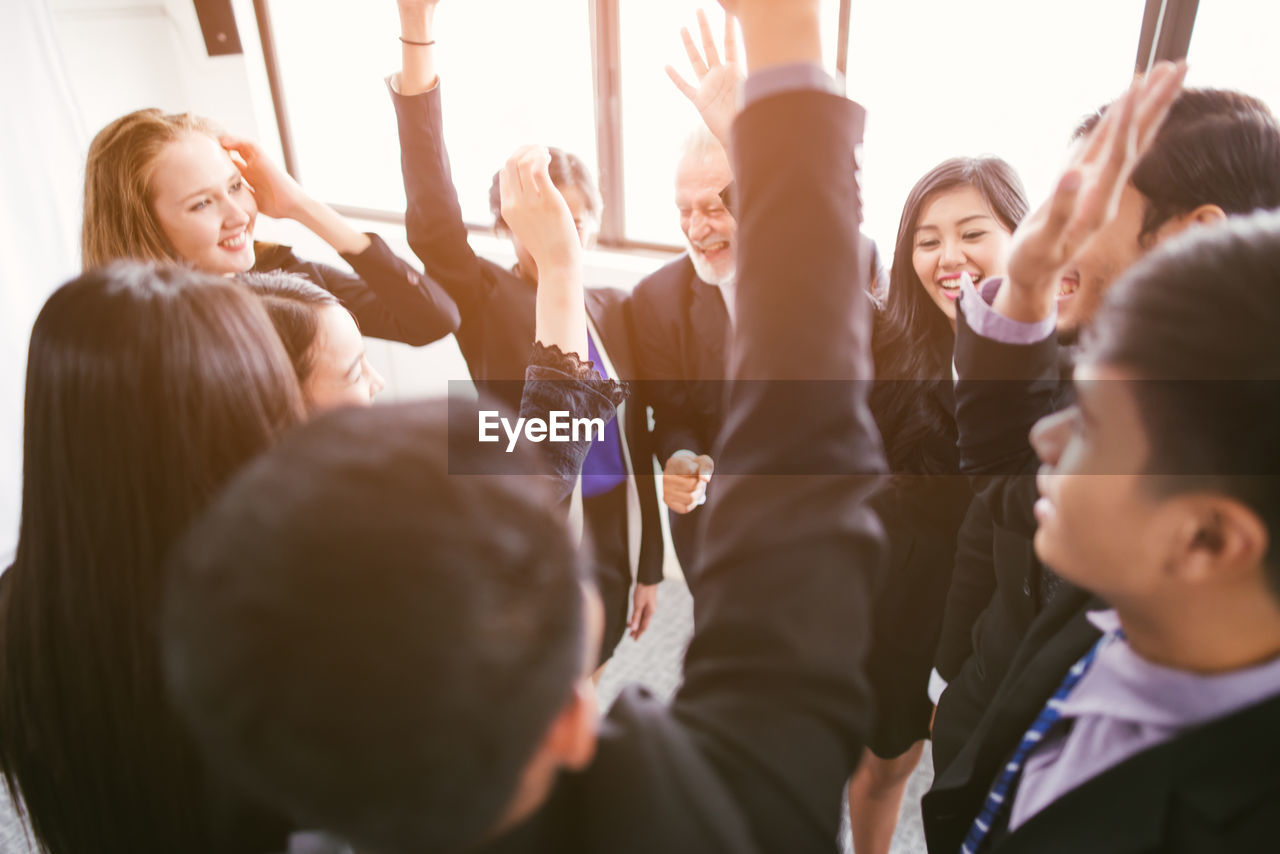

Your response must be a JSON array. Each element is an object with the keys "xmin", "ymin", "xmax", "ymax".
[
  {"xmin": 849, "ymin": 156, "xmax": 1028, "ymax": 854},
  {"xmin": 0, "ymin": 263, "xmax": 306, "ymax": 854}
]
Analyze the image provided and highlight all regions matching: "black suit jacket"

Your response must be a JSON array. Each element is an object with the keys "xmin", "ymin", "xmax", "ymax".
[
  {"xmin": 629, "ymin": 255, "xmax": 731, "ymax": 464},
  {"xmin": 925, "ymin": 588, "xmax": 1280, "ymax": 853},
  {"xmin": 473, "ymin": 87, "xmax": 884, "ymax": 853},
  {"xmin": 252, "ymin": 235, "xmax": 459, "ymax": 346},
  {"xmin": 390, "ymin": 81, "xmax": 662, "ymax": 585},
  {"xmin": 933, "ymin": 300, "xmax": 1079, "ymax": 771}
]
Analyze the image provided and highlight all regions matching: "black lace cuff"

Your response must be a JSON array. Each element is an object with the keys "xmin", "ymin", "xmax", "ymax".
[{"xmin": 529, "ymin": 342, "xmax": 628, "ymax": 406}]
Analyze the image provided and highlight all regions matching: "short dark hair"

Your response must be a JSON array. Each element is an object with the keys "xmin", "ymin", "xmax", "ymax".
[
  {"xmin": 239, "ymin": 271, "xmax": 343, "ymax": 384},
  {"xmin": 1075, "ymin": 89, "xmax": 1280, "ymax": 242},
  {"xmin": 0, "ymin": 262, "xmax": 304, "ymax": 853},
  {"xmin": 489, "ymin": 146, "xmax": 602, "ymax": 231},
  {"xmin": 162, "ymin": 401, "xmax": 586, "ymax": 854},
  {"xmin": 1084, "ymin": 210, "xmax": 1280, "ymax": 593}
]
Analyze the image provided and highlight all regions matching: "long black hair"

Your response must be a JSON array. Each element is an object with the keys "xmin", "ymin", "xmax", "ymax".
[
  {"xmin": 871, "ymin": 157, "xmax": 1028, "ymax": 473},
  {"xmin": 0, "ymin": 263, "xmax": 305, "ymax": 853}
]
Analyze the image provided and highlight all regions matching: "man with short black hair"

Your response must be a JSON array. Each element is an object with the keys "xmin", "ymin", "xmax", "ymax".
[
  {"xmin": 926, "ymin": 207, "xmax": 1280, "ymax": 854},
  {"xmin": 932, "ymin": 82, "xmax": 1280, "ymax": 771}
]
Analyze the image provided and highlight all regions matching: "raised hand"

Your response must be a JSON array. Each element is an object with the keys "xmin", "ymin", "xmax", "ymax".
[
  {"xmin": 500, "ymin": 145, "xmax": 587, "ymax": 356},
  {"xmin": 997, "ymin": 61, "xmax": 1187, "ymax": 322},
  {"xmin": 499, "ymin": 146, "xmax": 582, "ymax": 275},
  {"xmin": 220, "ymin": 136, "xmax": 307, "ymax": 221},
  {"xmin": 666, "ymin": 9, "xmax": 744, "ymax": 151}
]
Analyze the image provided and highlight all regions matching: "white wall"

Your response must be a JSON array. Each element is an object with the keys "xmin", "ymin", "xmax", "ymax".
[{"xmin": 0, "ymin": 1, "xmax": 91, "ymax": 565}]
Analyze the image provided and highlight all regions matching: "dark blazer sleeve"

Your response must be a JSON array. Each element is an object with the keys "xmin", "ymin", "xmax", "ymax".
[
  {"xmin": 952, "ymin": 299, "xmax": 1064, "ymax": 537},
  {"xmin": 255, "ymin": 237, "xmax": 459, "ymax": 346},
  {"xmin": 934, "ymin": 497, "xmax": 997, "ymax": 681},
  {"xmin": 390, "ymin": 82, "xmax": 497, "ymax": 324},
  {"xmin": 629, "ymin": 268, "xmax": 707, "ymax": 463},
  {"xmin": 673, "ymin": 89, "xmax": 886, "ymax": 847}
]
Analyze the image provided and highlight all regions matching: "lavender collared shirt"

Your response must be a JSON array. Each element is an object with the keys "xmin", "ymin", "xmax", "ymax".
[
  {"xmin": 958, "ymin": 274, "xmax": 1057, "ymax": 346},
  {"xmin": 1009, "ymin": 609, "xmax": 1280, "ymax": 830}
]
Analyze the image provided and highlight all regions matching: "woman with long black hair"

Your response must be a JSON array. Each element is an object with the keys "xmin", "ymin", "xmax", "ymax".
[
  {"xmin": 849, "ymin": 157, "xmax": 1028, "ymax": 854},
  {"xmin": 0, "ymin": 263, "xmax": 307, "ymax": 854}
]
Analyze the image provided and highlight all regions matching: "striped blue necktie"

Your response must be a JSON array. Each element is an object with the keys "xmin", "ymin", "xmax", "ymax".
[{"xmin": 960, "ymin": 634, "xmax": 1110, "ymax": 853}]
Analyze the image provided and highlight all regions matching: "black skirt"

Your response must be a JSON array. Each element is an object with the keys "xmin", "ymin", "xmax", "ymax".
[{"xmin": 863, "ymin": 478, "xmax": 970, "ymax": 759}]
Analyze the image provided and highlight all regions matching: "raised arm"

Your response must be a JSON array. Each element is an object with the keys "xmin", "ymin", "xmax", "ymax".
[
  {"xmin": 991, "ymin": 65, "xmax": 1185, "ymax": 323},
  {"xmin": 953, "ymin": 63, "xmax": 1185, "ymax": 531},
  {"xmin": 390, "ymin": 0, "xmax": 496, "ymax": 320},
  {"xmin": 225, "ymin": 136, "xmax": 459, "ymax": 345},
  {"xmin": 500, "ymin": 145, "xmax": 620, "ymax": 503},
  {"xmin": 674, "ymin": 0, "xmax": 887, "ymax": 845}
]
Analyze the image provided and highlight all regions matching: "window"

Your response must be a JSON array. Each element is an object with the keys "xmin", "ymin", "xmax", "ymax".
[
  {"xmin": 265, "ymin": 0, "xmax": 597, "ymax": 227},
  {"xmin": 260, "ymin": 0, "xmax": 1160, "ymax": 254},
  {"xmin": 1184, "ymin": 0, "xmax": 1280, "ymax": 116},
  {"xmin": 842, "ymin": 0, "xmax": 1147, "ymax": 262}
]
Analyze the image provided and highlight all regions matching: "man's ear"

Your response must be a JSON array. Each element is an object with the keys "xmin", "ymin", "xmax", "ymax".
[
  {"xmin": 542, "ymin": 677, "xmax": 598, "ymax": 772},
  {"xmin": 1176, "ymin": 495, "xmax": 1269, "ymax": 585},
  {"xmin": 1155, "ymin": 204, "xmax": 1228, "ymax": 243}
]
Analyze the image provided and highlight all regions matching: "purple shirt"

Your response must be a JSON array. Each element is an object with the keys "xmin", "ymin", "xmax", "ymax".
[
  {"xmin": 958, "ymin": 275, "xmax": 1057, "ymax": 346},
  {"xmin": 1010, "ymin": 610, "xmax": 1280, "ymax": 830},
  {"xmin": 580, "ymin": 331, "xmax": 626, "ymax": 497}
]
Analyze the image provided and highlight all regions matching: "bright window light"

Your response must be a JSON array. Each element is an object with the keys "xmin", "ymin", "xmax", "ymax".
[
  {"xmin": 845, "ymin": 0, "xmax": 1146, "ymax": 263},
  {"xmin": 266, "ymin": 1, "xmax": 597, "ymax": 228},
  {"xmin": 1185, "ymin": 0, "xmax": 1280, "ymax": 116}
]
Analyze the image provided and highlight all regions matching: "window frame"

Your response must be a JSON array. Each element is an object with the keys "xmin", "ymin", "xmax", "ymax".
[{"xmin": 249, "ymin": 0, "xmax": 1196, "ymax": 252}]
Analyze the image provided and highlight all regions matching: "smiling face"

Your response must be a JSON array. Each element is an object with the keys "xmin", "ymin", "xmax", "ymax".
[
  {"xmin": 302, "ymin": 305, "xmax": 385, "ymax": 412},
  {"xmin": 676, "ymin": 146, "xmax": 737, "ymax": 286},
  {"xmin": 912, "ymin": 184, "xmax": 1014, "ymax": 322},
  {"xmin": 148, "ymin": 132, "xmax": 257, "ymax": 274}
]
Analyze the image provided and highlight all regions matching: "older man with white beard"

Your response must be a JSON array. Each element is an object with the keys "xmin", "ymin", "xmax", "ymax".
[{"xmin": 629, "ymin": 126, "xmax": 738, "ymax": 577}]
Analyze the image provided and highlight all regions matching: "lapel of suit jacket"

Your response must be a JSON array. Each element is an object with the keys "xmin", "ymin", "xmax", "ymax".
[
  {"xmin": 995, "ymin": 691, "xmax": 1280, "ymax": 854},
  {"xmin": 927, "ymin": 588, "xmax": 1100, "ymax": 852},
  {"xmin": 585, "ymin": 289, "xmax": 633, "ymax": 378}
]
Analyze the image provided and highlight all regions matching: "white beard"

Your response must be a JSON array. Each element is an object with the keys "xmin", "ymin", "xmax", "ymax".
[{"xmin": 686, "ymin": 239, "xmax": 736, "ymax": 287}]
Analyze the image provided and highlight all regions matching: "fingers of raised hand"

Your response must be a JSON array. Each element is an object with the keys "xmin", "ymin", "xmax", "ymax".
[
  {"xmin": 697, "ymin": 8, "xmax": 722, "ymax": 67},
  {"xmin": 680, "ymin": 26, "xmax": 710, "ymax": 78},
  {"xmin": 723, "ymin": 12, "xmax": 739, "ymax": 63},
  {"xmin": 665, "ymin": 64, "xmax": 698, "ymax": 100},
  {"xmin": 518, "ymin": 146, "xmax": 553, "ymax": 197},
  {"xmin": 1132, "ymin": 60, "xmax": 1187, "ymax": 151},
  {"xmin": 500, "ymin": 145, "xmax": 548, "ymax": 209}
]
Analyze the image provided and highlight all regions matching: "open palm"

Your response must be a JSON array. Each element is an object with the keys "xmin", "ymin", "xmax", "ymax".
[{"xmin": 666, "ymin": 9, "xmax": 744, "ymax": 150}]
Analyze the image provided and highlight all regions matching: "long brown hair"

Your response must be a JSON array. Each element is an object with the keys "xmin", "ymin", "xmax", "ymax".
[
  {"xmin": 81, "ymin": 109, "xmax": 224, "ymax": 270},
  {"xmin": 0, "ymin": 262, "xmax": 305, "ymax": 853}
]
